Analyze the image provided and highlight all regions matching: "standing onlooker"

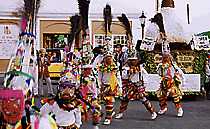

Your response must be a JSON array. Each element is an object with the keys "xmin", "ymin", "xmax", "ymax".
[
  {"xmin": 205, "ymin": 60, "xmax": 210, "ymax": 99},
  {"xmin": 38, "ymin": 48, "xmax": 53, "ymax": 96},
  {"xmin": 92, "ymin": 46, "xmax": 104, "ymax": 68},
  {"xmin": 50, "ymin": 52, "xmax": 59, "ymax": 62},
  {"xmin": 114, "ymin": 44, "xmax": 123, "ymax": 96}
]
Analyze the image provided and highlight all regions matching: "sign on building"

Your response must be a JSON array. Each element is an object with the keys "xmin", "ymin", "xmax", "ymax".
[{"xmin": 0, "ymin": 25, "xmax": 19, "ymax": 59}]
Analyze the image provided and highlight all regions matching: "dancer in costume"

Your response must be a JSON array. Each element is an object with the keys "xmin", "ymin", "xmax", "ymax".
[
  {"xmin": 0, "ymin": 89, "xmax": 25, "ymax": 129},
  {"xmin": 115, "ymin": 57, "xmax": 157, "ymax": 120},
  {"xmin": 38, "ymin": 48, "xmax": 53, "ymax": 96},
  {"xmin": 40, "ymin": 81, "xmax": 82, "ymax": 129},
  {"xmin": 156, "ymin": 54, "xmax": 184, "ymax": 117},
  {"xmin": 98, "ymin": 54, "xmax": 118, "ymax": 125},
  {"xmin": 79, "ymin": 64, "xmax": 101, "ymax": 129},
  {"xmin": 1, "ymin": 68, "xmax": 38, "ymax": 129}
]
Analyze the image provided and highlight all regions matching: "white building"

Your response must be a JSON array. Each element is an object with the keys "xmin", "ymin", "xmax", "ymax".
[
  {"xmin": 0, "ymin": 0, "xmax": 208, "ymax": 69},
  {"xmin": 1, "ymin": 0, "xmax": 196, "ymax": 49}
]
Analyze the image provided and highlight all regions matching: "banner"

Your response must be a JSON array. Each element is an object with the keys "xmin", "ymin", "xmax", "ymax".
[
  {"xmin": 140, "ymin": 37, "xmax": 155, "ymax": 51},
  {"xmin": 191, "ymin": 35, "xmax": 210, "ymax": 50},
  {"xmin": 0, "ymin": 24, "xmax": 19, "ymax": 59},
  {"xmin": 144, "ymin": 74, "xmax": 200, "ymax": 92}
]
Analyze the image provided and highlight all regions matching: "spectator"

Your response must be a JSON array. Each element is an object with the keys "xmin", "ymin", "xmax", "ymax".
[
  {"xmin": 205, "ymin": 60, "xmax": 210, "ymax": 99},
  {"xmin": 38, "ymin": 48, "xmax": 54, "ymax": 96},
  {"xmin": 50, "ymin": 52, "xmax": 59, "ymax": 62}
]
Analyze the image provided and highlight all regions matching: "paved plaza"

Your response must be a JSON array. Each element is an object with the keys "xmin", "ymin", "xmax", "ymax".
[{"xmin": 81, "ymin": 99, "xmax": 210, "ymax": 129}]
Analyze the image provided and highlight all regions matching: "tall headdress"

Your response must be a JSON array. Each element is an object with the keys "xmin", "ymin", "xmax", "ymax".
[
  {"xmin": 186, "ymin": 1, "xmax": 190, "ymax": 24},
  {"xmin": 117, "ymin": 14, "xmax": 133, "ymax": 41},
  {"xmin": 161, "ymin": 0, "xmax": 175, "ymax": 8},
  {"xmin": 103, "ymin": 4, "xmax": 112, "ymax": 37},
  {"xmin": 150, "ymin": 13, "xmax": 170, "ymax": 54},
  {"xmin": 117, "ymin": 13, "xmax": 135, "ymax": 58},
  {"xmin": 150, "ymin": 13, "xmax": 166, "ymax": 38},
  {"xmin": 22, "ymin": 0, "xmax": 41, "ymax": 33},
  {"xmin": 77, "ymin": 0, "xmax": 92, "ymax": 67},
  {"xmin": 102, "ymin": 4, "xmax": 113, "ymax": 55},
  {"xmin": 78, "ymin": 0, "xmax": 90, "ymax": 36},
  {"xmin": 69, "ymin": 14, "xmax": 81, "ymax": 49}
]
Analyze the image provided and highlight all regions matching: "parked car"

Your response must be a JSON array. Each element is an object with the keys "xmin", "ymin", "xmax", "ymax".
[{"xmin": 46, "ymin": 48, "xmax": 64, "ymax": 80}]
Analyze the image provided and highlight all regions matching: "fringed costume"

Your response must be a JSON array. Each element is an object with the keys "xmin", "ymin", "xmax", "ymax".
[
  {"xmin": 40, "ymin": 80, "xmax": 82, "ymax": 129},
  {"xmin": 98, "ymin": 55, "xmax": 118, "ymax": 125},
  {"xmin": 156, "ymin": 54, "xmax": 184, "ymax": 117},
  {"xmin": 115, "ymin": 58, "xmax": 157, "ymax": 120},
  {"xmin": 79, "ymin": 65, "xmax": 101, "ymax": 127}
]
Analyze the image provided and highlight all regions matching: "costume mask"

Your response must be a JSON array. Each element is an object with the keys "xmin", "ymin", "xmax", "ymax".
[
  {"xmin": 0, "ymin": 89, "xmax": 24, "ymax": 124},
  {"xmin": 59, "ymin": 81, "xmax": 76, "ymax": 99},
  {"xmin": 104, "ymin": 56, "xmax": 113, "ymax": 65},
  {"xmin": 129, "ymin": 59, "xmax": 139, "ymax": 66},
  {"xmin": 82, "ymin": 68, "xmax": 92, "ymax": 76}
]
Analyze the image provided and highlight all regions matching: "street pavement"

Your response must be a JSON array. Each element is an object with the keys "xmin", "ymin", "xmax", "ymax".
[
  {"xmin": 81, "ymin": 99, "xmax": 210, "ymax": 129},
  {"xmin": 45, "ymin": 83, "xmax": 210, "ymax": 129},
  {"xmin": 2, "ymin": 81, "xmax": 209, "ymax": 129}
]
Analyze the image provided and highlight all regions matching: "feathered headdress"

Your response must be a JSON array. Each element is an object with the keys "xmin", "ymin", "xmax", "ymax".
[
  {"xmin": 187, "ymin": 3, "xmax": 190, "ymax": 24},
  {"xmin": 161, "ymin": 0, "xmax": 175, "ymax": 8},
  {"xmin": 23, "ymin": 0, "xmax": 41, "ymax": 20},
  {"xmin": 118, "ymin": 14, "xmax": 136, "ymax": 59},
  {"xmin": 35, "ymin": 0, "xmax": 41, "ymax": 15},
  {"xmin": 13, "ymin": 0, "xmax": 41, "ymax": 32},
  {"xmin": 77, "ymin": 0, "xmax": 90, "ymax": 36},
  {"xmin": 103, "ymin": 4, "xmax": 112, "ymax": 36},
  {"xmin": 69, "ymin": 15, "xmax": 81, "ymax": 48},
  {"xmin": 150, "ymin": 13, "xmax": 170, "ymax": 53},
  {"xmin": 150, "ymin": 13, "xmax": 166, "ymax": 39},
  {"xmin": 23, "ymin": 0, "xmax": 34, "ymax": 19},
  {"xmin": 13, "ymin": 0, "xmax": 41, "ymax": 18},
  {"xmin": 117, "ymin": 13, "xmax": 132, "ymax": 40}
]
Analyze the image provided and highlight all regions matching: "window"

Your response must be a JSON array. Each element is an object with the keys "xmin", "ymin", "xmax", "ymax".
[
  {"xmin": 43, "ymin": 34, "xmax": 69, "ymax": 49},
  {"xmin": 94, "ymin": 34, "xmax": 105, "ymax": 46},
  {"xmin": 113, "ymin": 35, "xmax": 127, "ymax": 46},
  {"xmin": 94, "ymin": 34, "xmax": 127, "ymax": 47}
]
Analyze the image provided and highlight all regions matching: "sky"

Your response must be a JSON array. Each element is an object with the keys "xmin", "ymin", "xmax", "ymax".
[{"xmin": 0, "ymin": 0, "xmax": 210, "ymax": 33}]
